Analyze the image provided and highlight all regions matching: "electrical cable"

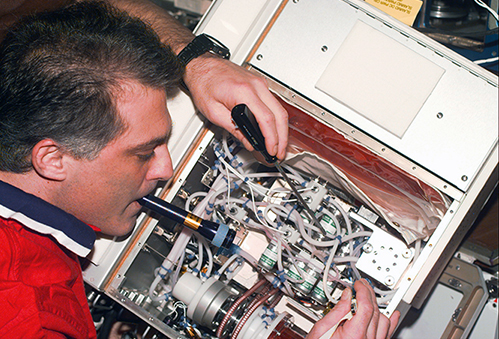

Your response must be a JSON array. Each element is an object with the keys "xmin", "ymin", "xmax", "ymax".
[{"xmin": 474, "ymin": 0, "xmax": 499, "ymax": 21}]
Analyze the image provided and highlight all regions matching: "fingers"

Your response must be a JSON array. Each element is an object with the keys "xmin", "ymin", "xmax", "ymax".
[
  {"xmin": 244, "ymin": 80, "xmax": 288, "ymax": 159},
  {"xmin": 374, "ymin": 314, "xmax": 390, "ymax": 339},
  {"xmin": 339, "ymin": 279, "xmax": 373, "ymax": 338},
  {"xmin": 349, "ymin": 280, "xmax": 400, "ymax": 339},
  {"xmin": 185, "ymin": 56, "xmax": 288, "ymax": 160},
  {"xmin": 360, "ymin": 280, "xmax": 381, "ymax": 339},
  {"xmin": 308, "ymin": 280, "xmax": 401, "ymax": 339},
  {"xmin": 306, "ymin": 288, "xmax": 353, "ymax": 339},
  {"xmin": 373, "ymin": 309, "xmax": 400, "ymax": 339},
  {"xmin": 388, "ymin": 311, "xmax": 401, "ymax": 338}
]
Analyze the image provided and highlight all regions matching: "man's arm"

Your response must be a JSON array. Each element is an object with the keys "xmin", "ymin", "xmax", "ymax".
[{"xmin": 105, "ymin": 0, "xmax": 288, "ymax": 160}]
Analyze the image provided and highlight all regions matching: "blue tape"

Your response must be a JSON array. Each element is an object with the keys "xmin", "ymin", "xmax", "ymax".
[
  {"xmin": 211, "ymin": 223, "xmax": 229, "ymax": 248},
  {"xmin": 277, "ymin": 270, "xmax": 287, "ymax": 283},
  {"xmin": 287, "ymin": 205, "xmax": 297, "ymax": 220},
  {"xmin": 160, "ymin": 265, "xmax": 172, "ymax": 273}
]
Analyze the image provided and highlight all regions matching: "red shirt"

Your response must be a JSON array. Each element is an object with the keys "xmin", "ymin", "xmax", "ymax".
[{"xmin": 0, "ymin": 180, "xmax": 97, "ymax": 338}]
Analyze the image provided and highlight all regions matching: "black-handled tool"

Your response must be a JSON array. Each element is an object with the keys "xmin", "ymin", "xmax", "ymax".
[
  {"xmin": 231, "ymin": 104, "xmax": 278, "ymax": 164},
  {"xmin": 231, "ymin": 104, "xmax": 327, "ymax": 236}
]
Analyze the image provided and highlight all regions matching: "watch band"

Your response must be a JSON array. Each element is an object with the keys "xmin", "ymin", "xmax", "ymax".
[{"xmin": 177, "ymin": 33, "xmax": 231, "ymax": 67}]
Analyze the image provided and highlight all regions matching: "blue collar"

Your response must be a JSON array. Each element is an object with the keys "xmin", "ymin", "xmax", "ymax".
[{"xmin": 0, "ymin": 180, "xmax": 95, "ymax": 257}]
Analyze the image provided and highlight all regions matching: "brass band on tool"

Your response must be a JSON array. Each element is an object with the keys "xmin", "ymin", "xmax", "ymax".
[{"xmin": 184, "ymin": 213, "xmax": 202, "ymax": 230}]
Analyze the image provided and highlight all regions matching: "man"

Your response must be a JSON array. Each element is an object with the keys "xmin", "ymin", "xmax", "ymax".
[
  {"xmin": 0, "ymin": 2, "xmax": 398, "ymax": 338},
  {"xmin": 0, "ymin": 0, "xmax": 289, "ymax": 162},
  {"xmin": 0, "ymin": 2, "xmax": 182, "ymax": 337}
]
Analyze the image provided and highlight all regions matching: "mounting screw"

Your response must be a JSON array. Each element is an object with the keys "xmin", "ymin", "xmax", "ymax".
[
  {"xmin": 461, "ymin": 175, "xmax": 468, "ymax": 181},
  {"xmin": 437, "ymin": 112, "xmax": 444, "ymax": 119},
  {"xmin": 321, "ymin": 45, "xmax": 328, "ymax": 52},
  {"xmin": 363, "ymin": 243, "xmax": 373, "ymax": 253},
  {"xmin": 256, "ymin": 54, "xmax": 263, "ymax": 61}
]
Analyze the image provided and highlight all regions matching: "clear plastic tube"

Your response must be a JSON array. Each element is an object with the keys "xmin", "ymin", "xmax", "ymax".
[
  {"xmin": 276, "ymin": 238, "xmax": 296, "ymax": 295},
  {"xmin": 216, "ymin": 253, "xmax": 240, "ymax": 279},
  {"xmin": 194, "ymin": 235, "xmax": 204, "ymax": 277},
  {"xmin": 184, "ymin": 191, "xmax": 207, "ymax": 211}
]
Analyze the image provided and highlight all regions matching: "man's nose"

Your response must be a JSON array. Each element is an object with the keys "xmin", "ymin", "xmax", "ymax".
[{"xmin": 146, "ymin": 144, "xmax": 173, "ymax": 181}]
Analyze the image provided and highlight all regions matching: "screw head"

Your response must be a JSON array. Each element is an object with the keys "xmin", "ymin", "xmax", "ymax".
[{"xmin": 363, "ymin": 243, "xmax": 373, "ymax": 253}]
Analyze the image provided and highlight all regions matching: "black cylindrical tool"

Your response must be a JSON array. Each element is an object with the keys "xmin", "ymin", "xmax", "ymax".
[{"xmin": 138, "ymin": 194, "xmax": 235, "ymax": 249}]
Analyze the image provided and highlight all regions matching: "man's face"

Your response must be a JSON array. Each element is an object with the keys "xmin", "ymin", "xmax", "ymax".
[{"xmin": 59, "ymin": 81, "xmax": 174, "ymax": 236}]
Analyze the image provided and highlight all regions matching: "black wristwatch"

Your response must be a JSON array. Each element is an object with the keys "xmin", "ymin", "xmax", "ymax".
[{"xmin": 177, "ymin": 33, "xmax": 231, "ymax": 67}]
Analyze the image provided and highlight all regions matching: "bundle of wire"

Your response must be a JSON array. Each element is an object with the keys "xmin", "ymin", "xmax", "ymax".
[{"xmin": 148, "ymin": 132, "xmax": 400, "ymax": 309}]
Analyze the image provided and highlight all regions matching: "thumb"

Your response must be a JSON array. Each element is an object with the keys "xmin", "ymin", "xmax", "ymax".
[{"xmin": 306, "ymin": 288, "xmax": 353, "ymax": 339}]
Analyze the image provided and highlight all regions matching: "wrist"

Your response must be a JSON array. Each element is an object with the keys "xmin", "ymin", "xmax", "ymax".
[
  {"xmin": 177, "ymin": 34, "xmax": 230, "ymax": 90},
  {"xmin": 177, "ymin": 33, "xmax": 230, "ymax": 67}
]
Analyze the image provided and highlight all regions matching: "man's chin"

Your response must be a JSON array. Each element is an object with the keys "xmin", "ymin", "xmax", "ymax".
[
  {"xmin": 97, "ymin": 214, "xmax": 139, "ymax": 237},
  {"xmin": 93, "ymin": 202, "xmax": 144, "ymax": 236}
]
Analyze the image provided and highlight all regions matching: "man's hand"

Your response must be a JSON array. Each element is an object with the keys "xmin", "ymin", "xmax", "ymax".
[
  {"xmin": 183, "ymin": 55, "xmax": 289, "ymax": 160},
  {"xmin": 307, "ymin": 279, "xmax": 400, "ymax": 339}
]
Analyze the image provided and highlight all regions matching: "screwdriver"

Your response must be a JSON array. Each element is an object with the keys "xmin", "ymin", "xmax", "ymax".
[{"xmin": 231, "ymin": 104, "xmax": 327, "ymax": 236}]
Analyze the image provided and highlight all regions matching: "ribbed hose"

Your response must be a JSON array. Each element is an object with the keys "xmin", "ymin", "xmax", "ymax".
[
  {"xmin": 231, "ymin": 287, "xmax": 280, "ymax": 339},
  {"xmin": 216, "ymin": 279, "xmax": 268, "ymax": 338}
]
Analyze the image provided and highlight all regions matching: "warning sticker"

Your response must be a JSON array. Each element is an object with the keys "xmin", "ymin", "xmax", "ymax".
[{"xmin": 365, "ymin": 0, "xmax": 423, "ymax": 25}]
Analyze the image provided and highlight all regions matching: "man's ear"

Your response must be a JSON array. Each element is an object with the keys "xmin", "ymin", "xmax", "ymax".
[{"xmin": 31, "ymin": 139, "xmax": 68, "ymax": 181}]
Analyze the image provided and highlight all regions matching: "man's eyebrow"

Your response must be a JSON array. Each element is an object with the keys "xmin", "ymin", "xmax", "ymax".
[{"xmin": 127, "ymin": 135, "xmax": 169, "ymax": 153}]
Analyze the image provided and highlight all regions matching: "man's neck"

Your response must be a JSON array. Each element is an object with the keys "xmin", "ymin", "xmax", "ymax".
[{"xmin": 0, "ymin": 171, "xmax": 52, "ymax": 202}]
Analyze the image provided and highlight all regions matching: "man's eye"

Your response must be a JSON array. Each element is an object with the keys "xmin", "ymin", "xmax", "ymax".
[{"xmin": 137, "ymin": 151, "xmax": 155, "ymax": 161}]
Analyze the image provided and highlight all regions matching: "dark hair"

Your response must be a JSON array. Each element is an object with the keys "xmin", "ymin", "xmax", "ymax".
[{"xmin": 0, "ymin": 1, "xmax": 183, "ymax": 173}]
